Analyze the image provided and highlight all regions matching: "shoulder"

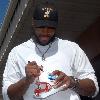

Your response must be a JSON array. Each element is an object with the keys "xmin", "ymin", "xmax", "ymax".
[
  {"xmin": 10, "ymin": 39, "xmax": 34, "ymax": 54},
  {"xmin": 58, "ymin": 38, "xmax": 84, "ymax": 55},
  {"xmin": 58, "ymin": 38, "xmax": 80, "ymax": 49}
]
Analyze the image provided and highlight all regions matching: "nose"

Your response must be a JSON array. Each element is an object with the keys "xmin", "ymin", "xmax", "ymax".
[{"xmin": 43, "ymin": 27, "xmax": 49, "ymax": 34}]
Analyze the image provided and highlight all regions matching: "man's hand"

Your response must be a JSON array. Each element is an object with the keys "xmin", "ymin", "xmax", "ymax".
[
  {"xmin": 52, "ymin": 70, "xmax": 72, "ymax": 90},
  {"xmin": 25, "ymin": 61, "xmax": 43, "ymax": 84},
  {"xmin": 7, "ymin": 61, "xmax": 43, "ymax": 100},
  {"xmin": 51, "ymin": 70, "xmax": 96, "ymax": 96}
]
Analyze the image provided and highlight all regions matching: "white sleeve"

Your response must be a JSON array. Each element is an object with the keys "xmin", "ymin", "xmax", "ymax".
[
  {"xmin": 2, "ymin": 48, "xmax": 22, "ymax": 100},
  {"xmin": 72, "ymin": 44, "xmax": 99, "ymax": 98}
]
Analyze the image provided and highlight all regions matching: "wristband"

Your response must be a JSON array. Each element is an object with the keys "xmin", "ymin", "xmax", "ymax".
[{"xmin": 69, "ymin": 76, "xmax": 80, "ymax": 91}]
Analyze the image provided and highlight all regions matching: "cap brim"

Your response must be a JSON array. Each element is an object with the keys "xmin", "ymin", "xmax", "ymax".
[{"xmin": 34, "ymin": 20, "xmax": 57, "ymax": 28}]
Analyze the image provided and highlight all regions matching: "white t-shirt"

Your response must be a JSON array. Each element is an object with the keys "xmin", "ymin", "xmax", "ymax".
[{"xmin": 2, "ymin": 38, "xmax": 99, "ymax": 100}]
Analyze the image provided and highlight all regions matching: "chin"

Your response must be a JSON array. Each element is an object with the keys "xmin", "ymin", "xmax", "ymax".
[{"xmin": 39, "ymin": 41, "xmax": 50, "ymax": 46}]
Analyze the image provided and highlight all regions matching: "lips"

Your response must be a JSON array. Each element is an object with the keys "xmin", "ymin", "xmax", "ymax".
[{"xmin": 39, "ymin": 35, "xmax": 50, "ymax": 43}]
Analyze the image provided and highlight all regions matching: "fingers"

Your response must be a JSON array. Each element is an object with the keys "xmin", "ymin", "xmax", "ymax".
[
  {"xmin": 25, "ymin": 61, "xmax": 43, "ymax": 83},
  {"xmin": 52, "ymin": 70, "xmax": 61, "ymax": 75},
  {"xmin": 28, "ymin": 61, "xmax": 43, "ymax": 72},
  {"xmin": 39, "ymin": 65, "xmax": 44, "ymax": 72},
  {"xmin": 28, "ymin": 61, "xmax": 37, "ymax": 68},
  {"xmin": 52, "ymin": 70, "xmax": 71, "ymax": 90},
  {"xmin": 26, "ymin": 66, "xmax": 40, "ymax": 77},
  {"xmin": 55, "ymin": 73, "xmax": 65, "ymax": 83},
  {"xmin": 26, "ymin": 61, "xmax": 40, "ymax": 76}
]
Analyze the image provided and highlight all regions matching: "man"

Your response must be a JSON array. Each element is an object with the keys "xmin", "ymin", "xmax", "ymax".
[{"xmin": 2, "ymin": 1, "xmax": 99, "ymax": 100}]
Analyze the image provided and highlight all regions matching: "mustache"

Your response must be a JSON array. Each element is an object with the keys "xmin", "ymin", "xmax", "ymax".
[{"xmin": 37, "ymin": 32, "xmax": 53, "ymax": 36}]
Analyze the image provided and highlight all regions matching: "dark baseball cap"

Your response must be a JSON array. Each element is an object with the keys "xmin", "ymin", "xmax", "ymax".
[{"xmin": 33, "ymin": 2, "xmax": 58, "ymax": 28}]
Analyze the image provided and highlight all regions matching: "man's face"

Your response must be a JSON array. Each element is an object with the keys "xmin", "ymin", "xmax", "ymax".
[{"xmin": 34, "ymin": 27, "xmax": 56, "ymax": 45}]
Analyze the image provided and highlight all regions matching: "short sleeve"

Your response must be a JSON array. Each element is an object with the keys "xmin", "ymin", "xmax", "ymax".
[
  {"xmin": 72, "ymin": 44, "xmax": 99, "ymax": 97},
  {"xmin": 2, "ymin": 48, "xmax": 23, "ymax": 100}
]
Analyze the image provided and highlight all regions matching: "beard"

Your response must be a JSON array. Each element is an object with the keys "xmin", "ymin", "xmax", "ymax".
[{"xmin": 32, "ymin": 33, "xmax": 56, "ymax": 46}]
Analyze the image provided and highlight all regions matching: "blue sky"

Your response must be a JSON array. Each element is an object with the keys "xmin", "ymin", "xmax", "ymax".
[{"xmin": 0, "ymin": 0, "xmax": 9, "ymax": 27}]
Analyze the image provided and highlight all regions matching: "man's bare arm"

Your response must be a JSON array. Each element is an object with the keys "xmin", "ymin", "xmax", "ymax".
[
  {"xmin": 73, "ymin": 78, "xmax": 96, "ymax": 96},
  {"xmin": 7, "ymin": 77, "xmax": 30, "ymax": 100}
]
